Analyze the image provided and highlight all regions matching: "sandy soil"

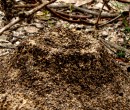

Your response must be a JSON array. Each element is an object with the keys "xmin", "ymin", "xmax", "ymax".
[{"xmin": 0, "ymin": 27, "xmax": 130, "ymax": 110}]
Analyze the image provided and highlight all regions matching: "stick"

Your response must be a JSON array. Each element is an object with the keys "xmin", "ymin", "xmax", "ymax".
[
  {"xmin": 95, "ymin": 1, "xmax": 106, "ymax": 28},
  {"xmin": 0, "ymin": 1, "xmax": 56, "ymax": 35},
  {"xmin": 14, "ymin": 3, "xmax": 119, "ymax": 18},
  {"xmin": 48, "ymin": 4, "xmax": 118, "ymax": 18},
  {"xmin": 99, "ymin": 37, "xmax": 130, "ymax": 55}
]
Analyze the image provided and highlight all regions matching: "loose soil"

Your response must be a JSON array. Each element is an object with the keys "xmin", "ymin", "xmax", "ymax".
[{"xmin": 0, "ymin": 27, "xmax": 129, "ymax": 110}]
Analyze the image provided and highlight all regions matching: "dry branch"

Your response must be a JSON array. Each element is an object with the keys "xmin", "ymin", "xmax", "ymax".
[
  {"xmin": 0, "ymin": 17, "xmax": 20, "ymax": 35},
  {"xmin": 0, "ymin": 1, "xmax": 127, "ymax": 35},
  {"xmin": 46, "ymin": 6, "xmax": 95, "ymax": 25},
  {"xmin": 99, "ymin": 37, "xmax": 130, "ymax": 55},
  {"xmin": 14, "ymin": 3, "xmax": 119, "ymax": 18},
  {"xmin": 14, "ymin": 3, "xmax": 39, "ymax": 8},
  {"xmin": 48, "ymin": 4, "xmax": 119, "ymax": 18},
  {"xmin": 0, "ymin": 0, "xmax": 56, "ymax": 35},
  {"xmin": 98, "ymin": 14, "xmax": 122, "ymax": 27}
]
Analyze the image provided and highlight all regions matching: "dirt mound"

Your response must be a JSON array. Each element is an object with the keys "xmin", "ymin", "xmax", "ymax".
[{"xmin": 0, "ymin": 27, "xmax": 129, "ymax": 110}]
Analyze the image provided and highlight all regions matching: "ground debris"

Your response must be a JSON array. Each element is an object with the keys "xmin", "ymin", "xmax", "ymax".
[{"xmin": 0, "ymin": 27, "xmax": 129, "ymax": 110}]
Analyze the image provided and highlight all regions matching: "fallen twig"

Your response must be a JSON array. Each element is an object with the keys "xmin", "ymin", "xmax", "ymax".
[
  {"xmin": 0, "ymin": 17, "xmax": 20, "ymax": 35},
  {"xmin": 95, "ymin": 0, "xmax": 107, "ymax": 28},
  {"xmin": 99, "ymin": 37, "xmax": 130, "ymax": 55},
  {"xmin": 56, "ymin": 11, "xmax": 92, "ymax": 19},
  {"xmin": 47, "ymin": 3, "xmax": 124, "ymax": 27},
  {"xmin": 0, "ymin": 44, "xmax": 15, "ymax": 49},
  {"xmin": 98, "ymin": 13, "xmax": 122, "ymax": 27},
  {"xmin": 14, "ymin": 3, "xmax": 39, "ymax": 8},
  {"xmin": 0, "ymin": 1, "xmax": 127, "ymax": 35},
  {"xmin": 48, "ymin": 4, "xmax": 119, "ymax": 18},
  {"xmin": 14, "ymin": 3, "xmax": 119, "ymax": 18},
  {"xmin": 46, "ymin": 6, "xmax": 95, "ymax": 25},
  {"xmin": 0, "ymin": 0, "xmax": 56, "ymax": 35}
]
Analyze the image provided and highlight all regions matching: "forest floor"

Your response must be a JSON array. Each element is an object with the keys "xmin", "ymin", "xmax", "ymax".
[{"xmin": 0, "ymin": 0, "xmax": 130, "ymax": 110}]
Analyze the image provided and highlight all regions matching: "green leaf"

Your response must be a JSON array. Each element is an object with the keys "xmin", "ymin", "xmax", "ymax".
[{"xmin": 116, "ymin": 50, "xmax": 126, "ymax": 58}]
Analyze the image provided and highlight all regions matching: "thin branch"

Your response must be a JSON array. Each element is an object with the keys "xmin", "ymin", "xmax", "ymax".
[
  {"xmin": 0, "ymin": 0, "xmax": 56, "ymax": 35},
  {"xmin": 98, "ymin": 13, "xmax": 122, "ymax": 27},
  {"xmin": 0, "ymin": 44, "xmax": 15, "ymax": 49},
  {"xmin": 99, "ymin": 37, "xmax": 130, "ymax": 55},
  {"xmin": 14, "ymin": 3, "xmax": 119, "ymax": 18},
  {"xmin": 14, "ymin": 3, "xmax": 39, "ymax": 8},
  {"xmin": 0, "ymin": 17, "xmax": 20, "ymax": 35},
  {"xmin": 46, "ymin": 6, "xmax": 95, "ymax": 25},
  {"xmin": 95, "ymin": 1, "xmax": 106, "ymax": 28},
  {"xmin": 48, "ymin": 4, "xmax": 119, "ymax": 18},
  {"xmin": 56, "ymin": 11, "xmax": 92, "ymax": 19}
]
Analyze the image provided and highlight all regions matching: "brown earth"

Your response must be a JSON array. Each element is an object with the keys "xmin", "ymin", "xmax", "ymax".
[{"xmin": 0, "ymin": 27, "xmax": 130, "ymax": 110}]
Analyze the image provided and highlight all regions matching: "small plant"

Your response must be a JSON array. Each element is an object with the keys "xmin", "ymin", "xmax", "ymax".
[
  {"xmin": 116, "ymin": 50, "xmax": 126, "ymax": 58},
  {"xmin": 63, "ymin": 23, "xmax": 70, "ymax": 28},
  {"xmin": 47, "ymin": 20, "xmax": 55, "ymax": 27},
  {"xmin": 124, "ymin": 26, "xmax": 130, "ymax": 33},
  {"xmin": 42, "ymin": 10, "xmax": 50, "ymax": 16},
  {"xmin": 69, "ymin": 4, "xmax": 75, "ymax": 13}
]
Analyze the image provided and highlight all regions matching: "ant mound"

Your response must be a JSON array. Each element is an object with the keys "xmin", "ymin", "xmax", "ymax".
[{"xmin": 0, "ymin": 27, "xmax": 129, "ymax": 110}]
